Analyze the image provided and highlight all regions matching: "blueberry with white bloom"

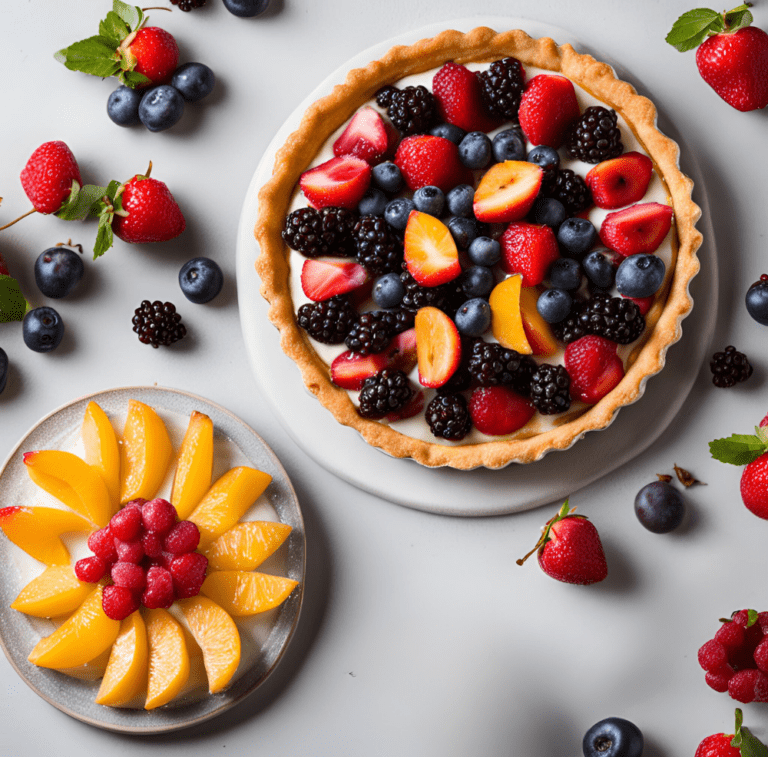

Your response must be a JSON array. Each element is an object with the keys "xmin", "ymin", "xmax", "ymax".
[
  {"xmin": 615, "ymin": 254, "xmax": 666, "ymax": 298},
  {"xmin": 372, "ymin": 273, "xmax": 405, "ymax": 309},
  {"xmin": 492, "ymin": 129, "xmax": 526, "ymax": 162},
  {"xmin": 455, "ymin": 298, "xmax": 491, "ymax": 336},
  {"xmin": 384, "ymin": 198, "xmax": 416, "ymax": 231},
  {"xmin": 537, "ymin": 288, "xmax": 572, "ymax": 324},
  {"xmin": 458, "ymin": 131, "xmax": 492, "ymax": 169},
  {"xmin": 467, "ymin": 236, "xmax": 501, "ymax": 267},
  {"xmin": 413, "ymin": 185, "xmax": 445, "ymax": 217},
  {"xmin": 557, "ymin": 217, "xmax": 597, "ymax": 259},
  {"xmin": 372, "ymin": 161, "xmax": 404, "ymax": 194},
  {"xmin": 446, "ymin": 184, "xmax": 475, "ymax": 218}
]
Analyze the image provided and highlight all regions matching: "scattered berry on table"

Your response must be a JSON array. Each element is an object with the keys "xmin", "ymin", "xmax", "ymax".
[
  {"xmin": 710, "ymin": 346, "xmax": 753, "ymax": 388},
  {"xmin": 131, "ymin": 300, "xmax": 186, "ymax": 348},
  {"xmin": 458, "ymin": 131, "xmax": 492, "ymax": 169},
  {"xmin": 544, "ymin": 168, "xmax": 592, "ymax": 215},
  {"xmin": 371, "ymin": 161, "xmax": 404, "ymax": 194},
  {"xmin": 634, "ymin": 480, "xmax": 685, "ymax": 533},
  {"xmin": 179, "ymin": 257, "xmax": 224, "ymax": 304},
  {"xmin": 358, "ymin": 188, "xmax": 387, "ymax": 217},
  {"xmin": 34, "ymin": 246, "xmax": 84, "ymax": 299},
  {"xmin": 345, "ymin": 311, "xmax": 394, "ymax": 355},
  {"xmin": 446, "ymin": 184, "xmax": 475, "ymax": 218},
  {"xmin": 429, "ymin": 122, "xmax": 465, "ymax": 144},
  {"xmin": 455, "ymin": 298, "xmax": 491, "ymax": 337},
  {"xmin": 22, "ymin": 307, "xmax": 64, "ymax": 353},
  {"xmin": 615, "ymin": 254, "xmax": 666, "ymax": 298},
  {"xmin": 477, "ymin": 57, "xmax": 526, "ymax": 120},
  {"xmin": 529, "ymin": 363, "xmax": 571, "ymax": 414},
  {"xmin": 0, "ymin": 348, "xmax": 7, "ymax": 395},
  {"xmin": 557, "ymin": 217, "xmax": 598, "ymax": 259},
  {"xmin": 582, "ymin": 250, "xmax": 616, "ymax": 290},
  {"xmin": 384, "ymin": 198, "xmax": 416, "ymax": 232},
  {"xmin": 492, "ymin": 128, "xmax": 526, "ymax": 162},
  {"xmin": 548, "ymin": 258, "xmax": 582, "ymax": 291},
  {"xmin": 170, "ymin": 0, "xmax": 207, "ymax": 10},
  {"xmin": 138, "ymin": 84, "xmax": 185, "ymax": 131},
  {"xmin": 530, "ymin": 197, "xmax": 566, "ymax": 228},
  {"xmin": 566, "ymin": 106, "xmax": 623, "ymax": 163},
  {"xmin": 460, "ymin": 266, "xmax": 494, "ymax": 299},
  {"xmin": 171, "ymin": 62, "xmax": 215, "ymax": 103},
  {"xmin": 107, "ymin": 85, "xmax": 143, "ymax": 127},
  {"xmin": 355, "ymin": 215, "xmax": 404, "ymax": 274},
  {"xmin": 358, "ymin": 368, "xmax": 413, "ymax": 419},
  {"xmin": 582, "ymin": 717, "xmax": 643, "ymax": 757},
  {"xmin": 222, "ymin": 0, "xmax": 271, "ymax": 17},
  {"xmin": 537, "ymin": 288, "xmax": 572, "ymax": 324},
  {"xmin": 372, "ymin": 273, "xmax": 405, "ymax": 309},
  {"xmin": 282, "ymin": 206, "xmax": 357, "ymax": 258},
  {"xmin": 745, "ymin": 274, "xmax": 768, "ymax": 325},
  {"xmin": 20, "ymin": 141, "xmax": 82, "ymax": 215},
  {"xmin": 412, "ymin": 186, "xmax": 445, "ymax": 217},
  {"xmin": 694, "ymin": 708, "xmax": 766, "ymax": 757},
  {"xmin": 467, "ymin": 236, "xmax": 501, "ymax": 267},
  {"xmin": 297, "ymin": 295, "xmax": 357, "ymax": 344},
  {"xmin": 383, "ymin": 85, "xmax": 437, "ymax": 136},
  {"xmin": 425, "ymin": 393, "xmax": 472, "ymax": 441}
]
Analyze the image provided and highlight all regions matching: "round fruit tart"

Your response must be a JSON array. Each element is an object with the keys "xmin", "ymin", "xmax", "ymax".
[{"xmin": 255, "ymin": 27, "xmax": 702, "ymax": 469}]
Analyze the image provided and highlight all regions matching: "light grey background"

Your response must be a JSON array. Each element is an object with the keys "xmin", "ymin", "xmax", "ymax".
[{"xmin": 0, "ymin": 1, "xmax": 765, "ymax": 755}]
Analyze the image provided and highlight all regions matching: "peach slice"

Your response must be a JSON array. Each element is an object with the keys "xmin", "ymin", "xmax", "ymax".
[
  {"xmin": 96, "ymin": 612, "xmax": 148, "ymax": 706},
  {"xmin": 120, "ymin": 399, "xmax": 173, "ymax": 505},
  {"xmin": 404, "ymin": 210, "xmax": 461, "ymax": 286},
  {"xmin": 202, "ymin": 521, "xmax": 292, "ymax": 571},
  {"xmin": 519, "ymin": 286, "xmax": 558, "ymax": 356},
  {"xmin": 60, "ymin": 647, "xmax": 112, "ymax": 680},
  {"xmin": 0, "ymin": 506, "xmax": 92, "ymax": 565},
  {"xmin": 200, "ymin": 571, "xmax": 299, "ymax": 618},
  {"xmin": 170, "ymin": 411, "xmax": 214, "ymax": 520},
  {"xmin": 188, "ymin": 466, "xmax": 272, "ymax": 547},
  {"xmin": 24, "ymin": 450, "xmax": 112, "ymax": 527},
  {"xmin": 144, "ymin": 608, "xmax": 190, "ymax": 710},
  {"xmin": 473, "ymin": 161, "xmax": 543, "ymax": 223},
  {"xmin": 28, "ymin": 586, "xmax": 120, "ymax": 669},
  {"xmin": 82, "ymin": 401, "xmax": 121, "ymax": 509},
  {"xmin": 415, "ymin": 306, "xmax": 462, "ymax": 388},
  {"xmin": 11, "ymin": 565, "xmax": 91, "ymax": 618},
  {"xmin": 489, "ymin": 275, "xmax": 533, "ymax": 355},
  {"xmin": 177, "ymin": 595, "xmax": 241, "ymax": 693}
]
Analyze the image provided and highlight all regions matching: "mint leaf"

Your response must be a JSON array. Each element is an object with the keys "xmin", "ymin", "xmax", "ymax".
[
  {"xmin": 0, "ymin": 275, "xmax": 30, "ymax": 322},
  {"xmin": 120, "ymin": 69, "xmax": 151, "ymax": 89},
  {"xmin": 56, "ymin": 183, "xmax": 108, "ymax": 222},
  {"xmin": 93, "ymin": 215, "xmax": 114, "ymax": 259},
  {"xmin": 89, "ymin": 180, "xmax": 123, "ymax": 259},
  {"xmin": 58, "ymin": 36, "xmax": 120, "ymax": 78},
  {"xmin": 99, "ymin": 10, "xmax": 131, "ymax": 45},
  {"xmin": 738, "ymin": 728, "xmax": 768, "ymax": 757},
  {"xmin": 709, "ymin": 434, "xmax": 768, "ymax": 466},
  {"xmin": 113, "ymin": 0, "xmax": 144, "ymax": 32},
  {"xmin": 666, "ymin": 8, "xmax": 723, "ymax": 52}
]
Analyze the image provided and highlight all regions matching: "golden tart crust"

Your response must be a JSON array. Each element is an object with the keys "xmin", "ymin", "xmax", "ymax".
[{"xmin": 254, "ymin": 27, "xmax": 702, "ymax": 470}]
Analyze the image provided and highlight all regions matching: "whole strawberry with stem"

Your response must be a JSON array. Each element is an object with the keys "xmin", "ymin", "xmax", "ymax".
[
  {"xmin": 666, "ymin": 3, "xmax": 768, "ymax": 111},
  {"xmin": 695, "ymin": 708, "xmax": 768, "ymax": 757},
  {"xmin": 517, "ymin": 499, "xmax": 608, "ymax": 585}
]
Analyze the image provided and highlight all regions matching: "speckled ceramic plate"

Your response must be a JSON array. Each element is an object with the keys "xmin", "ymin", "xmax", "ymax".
[{"xmin": 0, "ymin": 386, "xmax": 305, "ymax": 734}]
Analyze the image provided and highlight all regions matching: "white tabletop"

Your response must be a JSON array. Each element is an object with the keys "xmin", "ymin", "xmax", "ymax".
[{"xmin": 0, "ymin": 1, "xmax": 765, "ymax": 754}]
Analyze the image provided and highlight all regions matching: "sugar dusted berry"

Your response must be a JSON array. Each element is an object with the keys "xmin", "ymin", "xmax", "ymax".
[
  {"xmin": 102, "ymin": 585, "xmax": 141, "ymax": 621},
  {"xmin": 163, "ymin": 520, "xmax": 201, "ymax": 554},
  {"xmin": 111, "ymin": 561, "xmax": 146, "ymax": 591},
  {"xmin": 109, "ymin": 505, "xmax": 143, "ymax": 542},
  {"xmin": 88, "ymin": 527, "xmax": 117, "ymax": 563},
  {"xmin": 115, "ymin": 538, "xmax": 144, "ymax": 564},
  {"xmin": 75, "ymin": 556, "xmax": 107, "ymax": 583},
  {"xmin": 142, "ymin": 566, "xmax": 175, "ymax": 609},
  {"xmin": 141, "ymin": 498, "xmax": 177, "ymax": 535},
  {"xmin": 170, "ymin": 552, "xmax": 209, "ymax": 599}
]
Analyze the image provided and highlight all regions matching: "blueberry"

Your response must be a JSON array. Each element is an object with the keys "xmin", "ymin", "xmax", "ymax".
[
  {"xmin": 615, "ymin": 254, "xmax": 665, "ymax": 298},
  {"xmin": 527, "ymin": 145, "xmax": 560, "ymax": 173},
  {"xmin": 171, "ymin": 62, "xmax": 215, "ymax": 103},
  {"xmin": 179, "ymin": 257, "xmax": 224, "ymax": 304},
  {"xmin": 447, "ymin": 216, "xmax": 481, "ymax": 250},
  {"xmin": 22, "ymin": 307, "xmax": 64, "ymax": 353},
  {"xmin": 372, "ymin": 273, "xmax": 405, "ymax": 309},
  {"xmin": 0, "ymin": 347, "xmax": 7, "ymax": 395},
  {"xmin": 530, "ymin": 197, "xmax": 566, "ymax": 228},
  {"xmin": 358, "ymin": 188, "xmax": 388, "ymax": 216},
  {"xmin": 746, "ymin": 275, "xmax": 768, "ymax": 325},
  {"xmin": 384, "ymin": 197, "xmax": 415, "ymax": 231},
  {"xmin": 558, "ymin": 217, "xmax": 598, "ymax": 259},
  {"xmin": 455, "ymin": 298, "xmax": 491, "ymax": 336},
  {"xmin": 467, "ymin": 236, "xmax": 501, "ymax": 267},
  {"xmin": 34, "ymin": 247, "xmax": 84, "ymax": 299},
  {"xmin": 413, "ymin": 185, "xmax": 445, "ymax": 217},
  {"xmin": 583, "ymin": 717, "xmax": 643, "ymax": 757},
  {"xmin": 458, "ymin": 131, "xmax": 492, "ymax": 169},
  {"xmin": 429, "ymin": 123, "xmax": 465, "ymax": 144},
  {"xmin": 460, "ymin": 266, "xmax": 495, "ymax": 299},
  {"xmin": 372, "ymin": 162, "xmax": 404, "ymax": 194},
  {"xmin": 548, "ymin": 258, "xmax": 582, "ymax": 291},
  {"xmin": 446, "ymin": 184, "xmax": 475, "ymax": 218},
  {"xmin": 583, "ymin": 250, "xmax": 616, "ymax": 290},
  {"xmin": 634, "ymin": 481, "xmax": 685, "ymax": 533},
  {"xmin": 107, "ymin": 85, "xmax": 142, "ymax": 127},
  {"xmin": 492, "ymin": 129, "xmax": 526, "ymax": 162},
  {"xmin": 222, "ymin": 0, "xmax": 270, "ymax": 16},
  {"xmin": 537, "ymin": 288, "xmax": 572, "ymax": 323},
  {"xmin": 138, "ymin": 85, "xmax": 185, "ymax": 132}
]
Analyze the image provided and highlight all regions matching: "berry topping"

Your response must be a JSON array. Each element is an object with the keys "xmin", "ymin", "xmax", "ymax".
[
  {"xmin": 109, "ymin": 505, "xmax": 143, "ymax": 542},
  {"xmin": 586, "ymin": 152, "xmax": 654, "ymax": 210},
  {"xmin": 394, "ymin": 135, "xmax": 472, "ymax": 192},
  {"xmin": 412, "ymin": 185, "xmax": 446, "ymax": 217},
  {"xmin": 141, "ymin": 498, "xmax": 177, "ymax": 535},
  {"xmin": 432, "ymin": 62, "xmax": 501, "ymax": 133},
  {"xmin": 300, "ymin": 156, "xmax": 372, "ymax": 210},
  {"xmin": 354, "ymin": 215, "xmax": 404, "ymax": 275},
  {"xmin": 425, "ymin": 393, "xmax": 472, "ymax": 441},
  {"xmin": 404, "ymin": 211, "xmax": 461, "ymax": 287},
  {"xmin": 111, "ymin": 561, "xmax": 146, "ymax": 590},
  {"xmin": 74, "ymin": 556, "xmax": 108, "ymax": 584},
  {"xmin": 300, "ymin": 259, "xmax": 370, "ymax": 302},
  {"xmin": 710, "ymin": 346, "xmax": 753, "ymax": 388},
  {"xmin": 557, "ymin": 217, "xmax": 598, "ymax": 260},
  {"xmin": 565, "ymin": 335, "xmax": 625, "ymax": 404},
  {"xmin": 371, "ymin": 161, "xmax": 404, "ymax": 194},
  {"xmin": 599, "ymin": 202, "xmax": 674, "ymax": 256},
  {"xmin": 88, "ymin": 527, "xmax": 118, "ymax": 563},
  {"xmin": 518, "ymin": 74, "xmax": 581, "ymax": 149},
  {"xmin": 565, "ymin": 106, "xmax": 623, "ymax": 163},
  {"xmin": 415, "ymin": 307, "xmax": 462, "ymax": 388},
  {"xmin": 468, "ymin": 386, "xmax": 534, "ymax": 436},
  {"xmin": 20, "ymin": 141, "xmax": 82, "ymax": 215},
  {"xmin": 537, "ymin": 289, "xmax": 572, "ymax": 324},
  {"xmin": 333, "ymin": 107, "xmax": 390, "ymax": 164},
  {"xmin": 477, "ymin": 57, "xmax": 526, "ymax": 120},
  {"xmin": 358, "ymin": 368, "xmax": 413, "ymax": 419},
  {"xmin": 467, "ymin": 340, "xmax": 535, "ymax": 395},
  {"xmin": 499, "ymin": 222, "xmax": 560, "ymax": 288},
  {"xmin": 458, "ymin": 131, "xmax": 492, "ymax": 170},
  {"xmin": 345, "ymin": 311, "xmax": 394, "ymax": 355},
  {"xmin": 102, "ymin": 584, "xmax": 141, "ymax": 622},
  {"xmin": 615, "ymin": 254, "xmax": 666, "ymax": 298},
  {"xmin": 529, "ymin": 363, "xmax": 571, "ymax": 415},
  {"xmin": 473, "ymin": 161, "xmax": 543, "ymax": 223},
  {"xmin": 551, "ymin": 292, "xmax": 645, "ymax": 345},
  {"xmin": 330, "ymin": 350, "xmax": 392, "ymax": 391},
  {"xmin": 297, "ymin": 295, "xmax": 358, "ymax": 344},
  {"xmin": 142, "ymin": 566, "xmax": 175, "ymax": 609},
  {"xmin": 132, "ymin": 300, "xmax": 186, "ymax": 348},
  {"xmin": 544, "ymin": 168, "xmax": 592, "ymax": 215},
  {"xmin": 383, "ymin": 85, "xmax": 438, "ymax": 136},
  {"xmin": 282, "ymin": 206, "xmax": 358, "ymax": 258},
  {"xmin": 169, "ymin": 552, "xmax": 208, "ymax": 599},
  {"xmin": 163, "ymin": 520, "xmax": 201, "ymax": 554},
  {"xmin": 455, "ymin": 298, "xmax": 492, "ymax": 337},
  {"xmin": 115, "ymin": 538, "xmax": 145, "ymax": 564}
]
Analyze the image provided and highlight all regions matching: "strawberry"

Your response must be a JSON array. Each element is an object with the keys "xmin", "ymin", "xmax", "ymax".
[
  {"xmin": 20, "ymin": 141, "xmax": 82, "ymax": 215},
  {"xmin": 299, "ymin": 156, "xmax": 372, "ymax": 210},
  {"xmin": 385, "ymin": 389, "xmax": 425, "ymax": 423},
  {"xmin": 432, "ymin": 62, "xmax": 501, "ymax": 133},
  {"xmin": 740, "ymin": 453, "xmax": 768, "ymax": 519},
  {"xmin": 667, "ymin": 6, "xmax": 768, "ymax": 112},
  {"xmin": 585, "ymin": 152, "xmax": 654, "ymax": 210},
  {"xmin": 468, "ymin": 386, "xmax": 535, "ymax": 436},
  {"xmin": 122, "ymin": 27, "xmax": 179, "ymax": 87},
  {"xmin": 499, "ymin": 222, "xmax": 560, "ymax": 287},
  {"xmin": 333, "ymin": 107, "xmax": 390, "ymax": 165},
  {"xmin": 403, "ymin": 210, "xmax": 461, "ymax": 286},
  {"xmin": 518, "ymin": 75, "xmax": 580, "ymax": 148},
  {"xmin": 300, "ymin": 259, "xmax": 370, "ymax": 301},
  {"xmin": 695, "ymin": 709, "xmax": 768, "ymax": 757},
  {"xmin": 388, "ymin": 327, "xmax": 418, "ymax": 375},
  {"xmin": 517, "ymin": 500, "xmax": 607, "ymax": 585},
  {"xmin": 564, "ymin": 335, "xmax": 625, "ymax": 404},
  {"xmin": 415, "ymin": 307, "xmax": 461, "ymax": 388},
  {"xmin": 473, "ymin": 161, "xmax": 543, "ymax": 223},
  {"xmin": 330, "ymin": 328, "xmax": 417, "ymax": 390},
  {"xmin": 621, "ymin": 293, "xmax": 654, "ymax": 316},
  {"xmin": 599, "ymin": 202, "xmax": 674, "ymax": 256},
  {"xmin": 394, "ymin": 135, "xmax": 472, "ymax": 192}
]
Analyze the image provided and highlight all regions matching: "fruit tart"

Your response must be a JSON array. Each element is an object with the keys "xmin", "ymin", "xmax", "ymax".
[{"xmin": 254, "ymin": 27, "xmax": 702, "ymax": 469}]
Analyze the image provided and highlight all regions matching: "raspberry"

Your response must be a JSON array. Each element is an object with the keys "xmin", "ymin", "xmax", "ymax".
[
  {"xmin": 698, "ymin": 639, "xmax": 729, "ymax": 672},
  {"xmin": 169, "ymin": 552, "xmax": 208, "ymax": 599},
  {"xmin": 715, "ymin": 621, "xmax": 746, "ymax": 649},
  {"xmin": 102, "ymin": 585, "xmax": 141, "ymax": 621},
  {"xmin": 87, "ymin": 526, "xmax": 117, "ymax": 562},
  {"xmin": 142, "ymin": 566, "xmax": 175, "ymax": 609},
  {"xmin": 163, "ymin": 520, "xmax": 201, "ymax": 554},
  {"xmin": 111, "ymin": 561, "xmax": 147, "ymax": 591},
  {"xmin": 728, "ymin": 669, "xmax": 762, "ymax": 703},
  {"xmin": 705, "ymin": 665, "xmax": 734, "ymax": 692},
  {"xmin": 141, "ymin": 498, "xmax": 177, "ymax": 535},
  {"xmin": 141, "ymin": 531, "xmax": 164, "ymax": 558},
  {"xmin": 74, "ymin": 555, "xmax": 107, "ymax": 583},
  {"xmin": 109, "ymin": 505, "xmax": 143, "ymax": 542},
  {"xmin": 115, "ymin": 538, "xmax": 144, "ymax": 564}
]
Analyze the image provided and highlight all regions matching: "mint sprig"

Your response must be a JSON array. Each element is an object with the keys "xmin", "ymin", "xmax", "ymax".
[
  {"xmin": 732, "ymin": 708, "xmax": 768, "ymax": 757},
  {"xmin": 90, "ymin": 180, "xmax": 125, "ymax": 259},
  {"xmin": 0, "ymin": 274, "xmax": 30, "ymax": 323},
  {"xmin": 709, "ymin": 428, "xmax": 768, "ymax": 466},
  {"xmin": 666, "ymin": 4, "xmax": 754, "ymax": 52},
  {"xmin": 55, "ymin": 182, "xmax": 109, "ymax": 222}
]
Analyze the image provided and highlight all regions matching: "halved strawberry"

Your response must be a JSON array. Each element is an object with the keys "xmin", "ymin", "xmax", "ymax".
[
  {"xmin": 385, "ymin": 389, "xmax": 425, "ymax": 422},
  {"xmin": 599, "ymin": 202, "xmax": 674, "ymax": 256},
  {"xmin": 586, "ymin": 152, "xmax": 654, "ymax": 209},
  {"xmin": 388, "ymin": 327, "xmax": 418, "ymax": 374},
  {"xmin": 499, "ymin": 222, "xmax": 560, "ymax": 287},
  {"xmin": 404, "ymin": 210, "xmax": 461, "ymax": 286},
  {"xmin": 415, "ymin": 307, "xmax": 461, "ymax": 388},
  {"xmin": 330, "ymin": 351, "xmax": 390, "ymax": 390},
  {"xmin": 473, "ymin": 161, "xmax": 543, "ymax": 223},
  {"xmin": 333, "ymin": 107, "xmax": 390, "ymax": 165},
  {"xmin": 394, "ymin": 135, "xmax": 472, "ymax": 192},
  {"xmin": 432, "ymin": 62, "xmax": 502, "ymax": 133},
  {"xmin": 300, "ymin": 259, "xmax": 370, "ymax": 301},
  {"xmin": 469, "ymin": 386, "xmax": 535, "ymax": 436},
  {"xmin": 299, "ymin": 156, "xmax": 371, "ymax": 209},
  {"xmin": 518, "ymin": 75, "xmax": 580, "ymax": 148},
  {"xmin": 564, "ymin": 335, "xmax": 625, "ymax": 404}
]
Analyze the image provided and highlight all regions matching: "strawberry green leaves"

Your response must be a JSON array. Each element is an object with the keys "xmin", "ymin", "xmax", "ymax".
[
  {"xmin": 710, "ymin": 426, "xmax": 768, "ymax": 466},
  {"xmin": 90, "ymin": 181, "xmax": 125, "ymax": 260},
  {"xmin": 731, "ymin": 708, "xmax": 768, "ymax": 757},
  {"xmin": 666, "ymin": 4, "xmax": 755, "ymax": 52},
  {"xmin": 55, "ymin": 182, "xmax": 109, "ymax": 223},
  {"xmin": 0, "ymin": 275, "xmax": 30, "ymax": 323}
]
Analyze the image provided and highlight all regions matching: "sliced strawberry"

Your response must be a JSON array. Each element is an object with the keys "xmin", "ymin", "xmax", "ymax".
[
  {"xmin": 599, "ymin": 202, "xmax": 674, "ymax": 256},
  {"xmin": 415, "ymin": 307, "xmax": 461, "ymax": 388},
  {"xmin": 330, "ymin": 350, "xmax": 390, "ymax": 390},
  {"xmin": 300, "ymin": 259, "xmax": 370, "ymax": 301},
  {"xmin": 394, "ymin": 135, "xmax": 472, "ymax": 192},
  {"xmin": 586, "ymin": 152, "xmax": 654, "ymax": 209},
  {"xmin": 469, "ymin": 386, "xmax": 535, "ymax": 436},
  {"xmin": 564, "ymin": 335, "xmax": 625, "ymax": 404},
  {"xmin": 299, "ymin": 156, "xmax": 371, "ymax": 209},
  {"xmin": 473, "ymin": 161, "xmax": 543, "ymax": 223},
  {"xmin": 499, "ymin": 222, "xmax": 560, "ymax": 287},
  {"xmin": 432, "ymin": 62, "xmax": 502, "ymax": 133},
  {"xmin": 518, "ymin": 75, "xmax": 580, "ymax": 148},
  {"xmin": 388, "ymin": 327, "xmax": 418, "ymax": 374},
  {"xmin": 333, "ymin": 107, "xmax": 390, "ymax": 165},
  {"xmin": 385, "ymin": 389, "xmax": 425, "ymax": 422},
  {"xmin": 404, "ymin": 210, "xmax": 461, "ymax": 286},
  {"xmin": 621, "ymin": 293, "xmax": 654, "ymax": 315}
]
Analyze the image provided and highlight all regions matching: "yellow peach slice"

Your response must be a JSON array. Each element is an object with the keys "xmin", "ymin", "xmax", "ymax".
[
  {"xmin": 11, "ymin": 565, "xmax": 91, "ymax": 618},
  {"xmin": 519, "ymin": 286, "xmax": 558, "ymax": 356},
  {"xmin": 0, "ymin": 506, "xmax": 92, "ymax": 565},
  {"xmin": 82, "ymin": 401, "xmax": 121, "ymax": 510},
  {"xmin": 28, "ymin": 586, "xmax": 120, "ymax": 669},
  {"xmin": 144, "ymin": 608, "xmax": 190, "ymax": 710},
  {"xmin": 24, "ymin": 450, "xmax": 112, "ymax": 527},
  {"xmin": 200, "ymin": 571, "xmax": 299, "ymax": 617},
  {"xmin": 60, "ymin": 647, "xmax": 112, "ymax": 680},
  {"xmin": 170, "ymin": 411, "xmax": 214, "ymax": 519},
  {"xmin": 202, "ymin": 521, "xmax": 292, "ymax": 571},
  {"xmin": 96, "ymin": 612, "xmax": 148, "ymax": 707},
  {"xmin": 177, "ymin": 596, "xmax": 241, "ymax": 693},
  {"xmin": 120, "ymin": 400, "xmax": 173, "ymax": 505},
  {"xmin": 489, "ymin": 274, "xmax": 533, "ymax": 355},
  {"xmin": 188, "ymin": 467, "xmax": 272, "ymax": 547}
]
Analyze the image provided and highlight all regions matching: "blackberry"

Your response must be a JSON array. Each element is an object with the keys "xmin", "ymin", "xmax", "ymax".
[
  {"xmin": 545, "ymin": 169, "xmax": 592, "ymax": 215},
  {"xmin": 425, "ymin": 393, "xmax": 472, "ymax": 441},
  {"xmin": 282, "ymin": 206, "xmax": 357, "ymax": 258},
  {"xmin": 566, "ymin": 106, "xmax": 623, "ymax": 164},
  {"xmin": 385, "ymin": 85, "xmax": 437, "ymax": 136},
  {"xmin": 710, "ymin": 346, "xmax": 753, "ymax": 388},
  {"xmin": 297, "ymin": 295, "xmax": 357, "ymax": 344},
  {"xmin": 436, "ymin": 365, "xmax": 473, "ymax": 395},
  {"xmin": 550, "ymin": 304, "xmax": 588, "ymax": 344},
  {"xmin": 380, "ymin": 308, "xmax": 414, "ymax": 335},
  {"xmin": 132, "ymin": 300, "xmax": 186, "ymax": 348},
  {"xmin": 552, "ymin": 293, "xmax": 645, "ymax": 345},
  {"xmin": 467, "ymin": 341, "xmax": 535, "ymax": 396},
  {"xmin": 375, "ymin": 85, "xmax": 398, "ymax": 108},
  {"xmin": 171, "ymin": 0, "xmax": 206, "ymax": 9},
  {"xmin": 529, "ymin": 364, "xmax": 571, "ymax": 415},
  {"xmin": 400, "ymin": 269, "xmax": 450, "ymax": 313},
  {"xmin": 477, "ymin": 57, "xmax": 525, "ymax": 120},
  {"xmin": 345, "ymin": 311, "xmax": 394, "ymax": 355},
  {"xmin": 358, "ymin": 369, "xmax": 413, "ymax": 419},
  {"xmin": 354, "ymin": 215, "xmax": 403, "ymax": 275}
]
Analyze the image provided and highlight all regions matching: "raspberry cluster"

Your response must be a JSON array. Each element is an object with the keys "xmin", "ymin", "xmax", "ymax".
[{"xmin": 75, "ymin": 497, "xmax": 208, "ymax": 621}]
